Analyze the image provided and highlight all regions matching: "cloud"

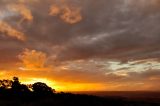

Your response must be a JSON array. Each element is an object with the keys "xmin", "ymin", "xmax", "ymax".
[
  {"xmin": 59, "ymin": 6, "xmax": 82, "ymax": 24},
  {"xmin": 49, "ymin": 5, "xmax": 61, "ymax": 16},
  {"xmin": 7, "ymin": 3, "xmax": 33, "ymax": 23},
  {"xmin": 1, "ymin": 0, "xmax": 160, "ymax": 67},
  {"xmin": 49, "ymin": 1, "xmax": 82, "ymax": 24},
  {"xmin": 18, "ymin": 49, "xmax": 48, "ymax": 71},
  {"xmin": 50, "ymin": 0, "xmax": 160, "ymax": 62},
  {"xmin": 0, "ymin": 21, "xmax": 26, "ymax": 41}
]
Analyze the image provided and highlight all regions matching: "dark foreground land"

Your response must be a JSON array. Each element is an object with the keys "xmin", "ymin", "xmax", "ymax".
[
  {"xmin": 0, "ymin": 77, "xmax": 160, "ymax": 106},
  {"xmin": 0, "ymin": 92, "xmax": 160, "ymax": 106}
]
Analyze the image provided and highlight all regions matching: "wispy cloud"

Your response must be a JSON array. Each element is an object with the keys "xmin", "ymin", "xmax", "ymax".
[
  {"xmin": 7, "ymin": 3, "xmax": 33, "ymax": 23},
  {"xmin": 49, "ymin": 1, "xmax": 82, "ymax": 24},
  {"xmin": 0, "ymin": 21, "xmax": 26, "ymax": 41}
]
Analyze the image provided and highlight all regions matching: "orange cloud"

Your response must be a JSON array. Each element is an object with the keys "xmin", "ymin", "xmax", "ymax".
[
  {"xmin": 18, "ymin": 0, "xmax": 39, "ymax": 3},
  {"xmin": 60, "ymin": 6, "xmax": 82, "ymax": 24},
  {"xmin": 8, "ymin": 4, "xmax": 33, "ymax": 23},
  {"xmin": 49, "ymin": 5, "xmax": 61, "ymax": 16},
  {"xmin": 18, "ymin": 49, "xmax": 48, "ymax": 71},
  {"xmin": 0, "ymin": 21, "xmax": 26, "ymax": 41},
  {"xmin": 49, "ymin": 4, "xmax": 82, "ymax": 24}
]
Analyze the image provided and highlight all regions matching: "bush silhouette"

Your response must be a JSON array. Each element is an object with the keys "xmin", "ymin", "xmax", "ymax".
[{"xmin": 32, "ymin": 82, "xmax": 54, "ymax": 95}]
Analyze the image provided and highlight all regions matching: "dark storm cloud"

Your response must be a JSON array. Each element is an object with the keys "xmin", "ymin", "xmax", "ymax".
[
  {"xmin": 56, "ymin": 1, "xmax": 160, "ymax": 61},
  {"xmin": 1, "ymin": 0, "xmax": 160, "ymax": 62},
  {"xmin": 29, "ymin": 0, "xmax": 160, "ymax": 61}
]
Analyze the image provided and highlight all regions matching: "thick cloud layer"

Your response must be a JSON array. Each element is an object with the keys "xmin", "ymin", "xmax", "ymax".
[{"xmin": 0, "ymin": 0, "xmax": 160, "ymax": 91}]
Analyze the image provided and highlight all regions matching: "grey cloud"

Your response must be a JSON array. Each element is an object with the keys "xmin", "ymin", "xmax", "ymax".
[{"xmin": 1, "ymin": 0, "xmax": 160, "ymax": 66}]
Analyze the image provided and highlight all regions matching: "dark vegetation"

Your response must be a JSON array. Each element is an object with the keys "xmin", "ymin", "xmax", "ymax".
[{"xmin": 0, "ymin": 77, "xmax": 159, "ymax": 106}]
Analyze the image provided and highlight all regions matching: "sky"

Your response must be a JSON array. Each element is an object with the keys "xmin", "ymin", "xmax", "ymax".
[{"xmin": 0, "ymin": 0, "xmax": 160, "ymax": 91}]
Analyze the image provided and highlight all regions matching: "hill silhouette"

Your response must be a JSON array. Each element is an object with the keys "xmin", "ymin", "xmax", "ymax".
[{"xmin": 0, "ymin": 77, "xmax": 159, "ymax": 106}]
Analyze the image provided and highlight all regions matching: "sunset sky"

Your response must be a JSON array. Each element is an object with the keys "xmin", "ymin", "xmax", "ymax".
[{"xmin": 0, "ymin": 0, "xmax": 160, "ymax": 91}]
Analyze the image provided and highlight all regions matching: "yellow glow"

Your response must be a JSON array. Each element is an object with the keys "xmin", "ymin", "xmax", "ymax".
[
  {"xmin": 21, "ymin": 78, "xmax": 60, "ymax": 90},
  {"xmin": 54, "ymin": 83, "xmax": 107, "ymax": 92},
  {"xmin": 20, "ymin": 78, "xmax": 107, "ymax": 91}
]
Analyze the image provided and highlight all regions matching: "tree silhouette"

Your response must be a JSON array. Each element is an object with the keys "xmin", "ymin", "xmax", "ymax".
[
  {"xmin": 11, "ymin": 77, "xmax": 21, "ymax": 92},
  {"xmin": 0, "ymin": 77, "xmax": 55, "ymax": 97},
  {"xmin": 0, "ymin": 79, "xmax": 12, "ymax": 89},
  {"xmin": 0, "ymin": 76, "xmax": 158, "ymax": 106},
  {"xmin": 9, "ymin": 77, "xmax": 30, "ymax": 96},
  {"xmin": 32, "ymin": 82, "xmax": 54, "ymax": 95},
  {"xmin": 0, "ymin": 79, "xmax": 12, "ymax": 95}
]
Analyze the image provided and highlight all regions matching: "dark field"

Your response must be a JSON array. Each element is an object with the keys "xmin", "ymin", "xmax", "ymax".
[
  {"xmin": 72, "ymin": 91, "xmax": 160, "ymax": 99},
  {"xmin": 0, "ymin": 91, "xmax": 160, "ymax": 106},
  {"xmin": 0, "ymin": 77, "xmax": 160, "ymax": 106},
  {"xmin": 71, "ymin": 91, "xmax": 160, "ymax": 105}
]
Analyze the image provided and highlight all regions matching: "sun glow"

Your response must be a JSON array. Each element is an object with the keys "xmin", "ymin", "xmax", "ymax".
[
  {"xmin": 21, "ymin": 78, "xmax": 106, "ymax": 91},
  {"xmin": 21, "ymin": 78, "xmax": 56, "ymax": 88}
]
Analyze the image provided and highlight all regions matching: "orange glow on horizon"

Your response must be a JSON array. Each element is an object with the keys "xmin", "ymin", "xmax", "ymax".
[{"xmin": 20, "ymin": 78, "xmax": 107, "ymax": 92}]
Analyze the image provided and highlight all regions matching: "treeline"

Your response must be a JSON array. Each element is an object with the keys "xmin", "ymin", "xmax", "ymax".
[
  {"xmin": 0, "ymin": 77, "xmax": 159, "ymax": 106},
  {"xmin": 0, "ymin": 77, "xmax": 55, "ymax": 98}
]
